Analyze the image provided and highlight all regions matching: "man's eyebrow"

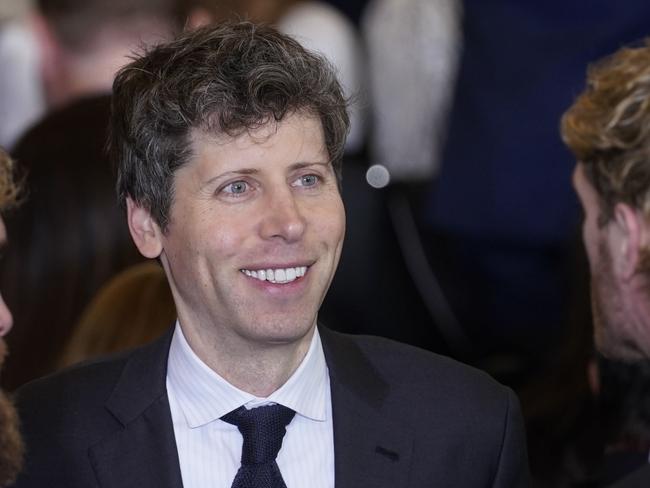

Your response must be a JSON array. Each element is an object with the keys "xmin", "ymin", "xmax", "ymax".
[
  {"xmin": 201, "ymin": 168, "xmax": 260, "ymax": 188},
  {"xmin": 288, "ymin": 161, "xmax": 332, "ymax": 171}
]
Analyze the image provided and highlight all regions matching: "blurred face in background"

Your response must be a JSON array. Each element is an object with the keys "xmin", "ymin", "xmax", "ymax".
[
  {"xmin": 0, "ymin": 216, "xmax": 23, "ymax": 486},
  {"xmin": 0, "ymin": 219, "xmax": 11, "ymax": 338},
  {"xmin": 0, "ymin": 148, "xmax": 23, "ymax": 485},
  {"xmin": 573, "ymin": 163, "xmax": 650, "ymax": 360}
]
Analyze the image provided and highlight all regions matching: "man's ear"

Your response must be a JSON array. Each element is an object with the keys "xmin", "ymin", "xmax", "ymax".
[
  {"xmin": 607, "ymin": 203, "xmax": 646, "ymax": 280},
  {"xmin": 127, "ymin": 198, "xmax": 163, "ymax": 258}
]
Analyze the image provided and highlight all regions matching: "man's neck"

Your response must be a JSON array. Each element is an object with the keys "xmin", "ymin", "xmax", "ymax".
[{"xmin": 179, "ymin": 321, "xmax": 315, "ymax": 398}]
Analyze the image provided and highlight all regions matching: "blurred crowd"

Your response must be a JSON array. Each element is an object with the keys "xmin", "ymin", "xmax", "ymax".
[{"xmin": 2, "ymin": 0, "xmax": 650, "ymax": 486}]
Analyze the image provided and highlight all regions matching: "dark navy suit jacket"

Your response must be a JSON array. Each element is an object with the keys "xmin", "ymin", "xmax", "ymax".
[{"xmin": 12, "ymin": 327, "xmax": 530, "ymax": 487}]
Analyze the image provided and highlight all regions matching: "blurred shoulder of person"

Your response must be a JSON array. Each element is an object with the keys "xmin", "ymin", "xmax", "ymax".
[{"xmin": 59, "ymin": 262, "xmax": 175, "ymax": 369}]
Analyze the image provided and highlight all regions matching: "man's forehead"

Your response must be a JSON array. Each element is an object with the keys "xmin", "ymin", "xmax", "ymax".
[
  {"xmin": 178, "ymin": 115, "xmax": 328, "ymax": 185},
  {"xmin": 190, "ymin": 124, "xmax": 279, "ymax": 148},
  {"xmin": 188, "ymin": 115, "xmax": 326, "ymax": 160},
  {"xmin": 191, "ymin": 112, "xmax": 322, "ymax": 146}
]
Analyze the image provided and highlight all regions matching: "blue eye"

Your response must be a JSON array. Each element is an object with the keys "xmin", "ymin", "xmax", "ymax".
[
  {"xmin": 299, "ymin": 174, "xmax": 319, "ymax": 187},
  {"xmin": 224, "ymin": 181, "xmax": 248, "ymax": 194}
]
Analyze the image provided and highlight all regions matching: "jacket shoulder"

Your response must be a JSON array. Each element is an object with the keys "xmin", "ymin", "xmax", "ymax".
[
  {"xmin": 13, "ymin": 332, "xmax": 172, "ymax": 487},
  {"xmin": 321, "ymin": 329, "xmax": 530, "ymax": 486},
  {"xmin": 15, "ymin": 349, "xmax": 135, "ymax": 443},
  {"xmin": 328, "ymin": 330, "xmax": 511, "ymax": 404}
]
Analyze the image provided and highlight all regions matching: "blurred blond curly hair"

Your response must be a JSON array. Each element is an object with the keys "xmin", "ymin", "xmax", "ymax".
[
  {"xmin": 562, "ymin": 40, "xmax": 650, "ymax": 224},
  {"xmin": 0, "ymin": 148, "xmax": 21, "ymax": 211}
]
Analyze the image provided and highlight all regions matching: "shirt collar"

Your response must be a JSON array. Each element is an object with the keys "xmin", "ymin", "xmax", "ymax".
[{"xmin": 167, "ymin": 321, "xmax": 329, "ymax": 428}]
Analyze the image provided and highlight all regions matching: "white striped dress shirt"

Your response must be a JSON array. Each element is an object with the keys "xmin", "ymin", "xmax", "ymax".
[{"xmin": 166, "ymin": 322, "xmax": 335, "ymax": 488}]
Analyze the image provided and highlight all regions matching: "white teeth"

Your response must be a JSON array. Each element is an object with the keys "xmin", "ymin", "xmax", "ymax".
[{"xmin": 241, "ymin": 266, "xmax": 308, "ymax": 284}]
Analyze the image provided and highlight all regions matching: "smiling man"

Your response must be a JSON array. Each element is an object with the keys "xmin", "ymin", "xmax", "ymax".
[
  {"xmin": 563, "ymin": 40, "xmax": 650, "ymax": 486},
  {"xmin": 13, "ymin": 22, "xmax": 528, "ymax": 488}
]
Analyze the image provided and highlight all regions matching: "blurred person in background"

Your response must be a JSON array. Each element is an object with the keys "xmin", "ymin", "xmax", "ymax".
[
  {"xmin": 0, "ymin": 148, "xmax": 24, "ymax": 487},
  {"xmin": 563, "ymin": 38, "xmax": 650, "ymax": 487},
  {"xmin": 29, "ymin": 0, "xmax": 188, "ymax": 110},
  {"xmin": 590, "ymin": 356, "xmax": 650, "ymax": 485},
  {"xmin": 362, "ymin": 0, "xmax": 462, "ymax": 181},
  {"xmin": 0, "ymin": 0, "xmax": 43, "ymax": 149},
  {"xmin": 0, "ymin": 0, "xmax": 196, "ymax": 391},
  {"xmin": 58, "ymin": 262, "xmax": 175, "ymax": 368},
  {"xmin": 523, "ymin": 350, "xmax": 650, "ymax": 486}
]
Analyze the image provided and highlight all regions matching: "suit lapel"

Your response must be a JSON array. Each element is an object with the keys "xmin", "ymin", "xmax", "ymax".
[
  {"xmin": 320, "ymin": 327, "xmax": 414, "ymax": 488},
  {"xmin": 89, "ymin": 327, "xmax": 184, "ymax": 488},
  {"xmin": 85, "ymin": 325, "xmax": 413, "ymax": 488}
]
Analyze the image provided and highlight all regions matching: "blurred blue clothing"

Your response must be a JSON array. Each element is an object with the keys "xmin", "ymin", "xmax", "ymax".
[
  {"xmin": 427, "ymin": 0, "xmax": 650, "ymax": 245},
  {"xmin": 421, "ymin": 0, "xmax": 650, "ymax": 363}
]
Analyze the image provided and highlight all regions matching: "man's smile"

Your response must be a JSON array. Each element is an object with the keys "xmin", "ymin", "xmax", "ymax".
[{"xmin": 240, "ymin": 266, "xmax": 308, "ymax": 284}]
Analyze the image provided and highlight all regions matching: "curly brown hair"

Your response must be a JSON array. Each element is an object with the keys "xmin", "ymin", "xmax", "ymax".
[
  {"xmin": 0, "ymin": 148, "xmax": 21, "ymax": 212},
  {"xmin": 562, "ymin": 40, "xmax": 650, "ymax": 225}
]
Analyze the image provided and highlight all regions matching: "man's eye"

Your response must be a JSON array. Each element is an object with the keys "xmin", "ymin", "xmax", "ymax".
[
  {"xmin": 223, "ymin": 181, "xmax": 248, "ymax": 194},
  {"xmin": 297, "ymin": 174, "xmax": 319, "ymax": 187}
]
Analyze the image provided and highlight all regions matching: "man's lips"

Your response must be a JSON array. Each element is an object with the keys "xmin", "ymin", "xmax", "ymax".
[{"xmin": 240, "ymin": 265, "xmax": 309, "ymax": 284}]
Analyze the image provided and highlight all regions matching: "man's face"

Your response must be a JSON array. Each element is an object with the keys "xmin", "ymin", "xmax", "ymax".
[
  {"xmin": 573, "ymin": 163, "xmax": 646, "ymax": 359},
  {"xmin": 154, "ymin": 113, "xmax": 345, "ymax": 353},
  {"xmin": 573, "ymin": 164, "xmax": 602, "ymax": 276},
  {"xmin": 0, "ymin": 219, "xmax": 12, "ymax": 338}
]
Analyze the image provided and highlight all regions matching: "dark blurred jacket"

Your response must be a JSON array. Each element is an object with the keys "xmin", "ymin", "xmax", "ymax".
[{"xmin": 2, "ymin": 95, "xmax": 142, "ymax": 390}]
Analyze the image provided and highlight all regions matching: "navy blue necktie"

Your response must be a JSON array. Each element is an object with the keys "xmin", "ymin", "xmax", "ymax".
[{"xmin": 222, "ymin": 404, "xmax": 296, "ymax": 488}]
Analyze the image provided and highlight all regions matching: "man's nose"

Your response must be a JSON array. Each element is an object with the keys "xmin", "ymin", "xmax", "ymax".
[
  {"xmin": 0, "ymin": 293, "xmax": 13, "ymax": 337},
  {"xmin": 259, "ymin": 188, "xmax": 306, "ymax": 242}
]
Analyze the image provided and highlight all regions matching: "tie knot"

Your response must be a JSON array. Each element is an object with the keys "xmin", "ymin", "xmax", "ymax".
[{"xmin": 222, "ymin": 404, "xmax": 296, "ymax": 465}]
